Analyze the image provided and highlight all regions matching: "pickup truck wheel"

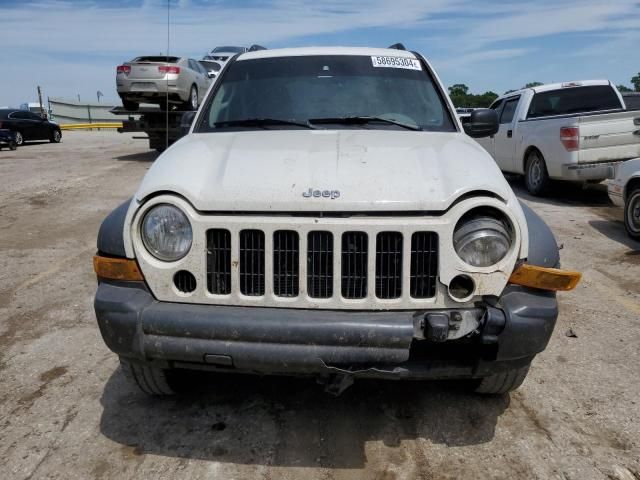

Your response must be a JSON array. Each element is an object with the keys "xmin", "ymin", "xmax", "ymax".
[
  {"xmin": 122, "ymin": 99, "xmax": 139, "ymax": 111},
  {"xmin": 624, "ymin": 187, "xmax": 640, "ymax": 240},
  {"xmin": 119, "ymin": 357, "xmax": 175, "ymax": 395},
  {"xmin": 473, "ymin": 363, "xmax": 531, "ymax": 395},
  {"xmin": 525, "ymin": 151, "xmax": 551, "ymax": 196},
  {"xmin": 14, "ymin": 131, "xmax": 24, "ymax": 146}
]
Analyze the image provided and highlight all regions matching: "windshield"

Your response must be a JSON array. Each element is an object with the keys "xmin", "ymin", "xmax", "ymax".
[
  {"xmin": 212, "ymin": 46, "xmax": 245, "ymax": 53},
  {"xmin": 196, "ymin": 55, "xmax": 455, "ymax": 132}
]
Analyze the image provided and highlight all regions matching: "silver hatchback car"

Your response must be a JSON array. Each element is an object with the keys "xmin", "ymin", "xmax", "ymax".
[{"xmin": 116, "ymin": 56, "xmax": 213, "ymax": 111}]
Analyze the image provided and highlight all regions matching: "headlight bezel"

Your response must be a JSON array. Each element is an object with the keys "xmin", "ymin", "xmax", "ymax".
[
  {"xmin": 453, "ymin": 207, "xmax": 514, "ymax": 268},
  {"xmin": 140, "ymin": 203, "xmax": 193, "ymax": 262}
]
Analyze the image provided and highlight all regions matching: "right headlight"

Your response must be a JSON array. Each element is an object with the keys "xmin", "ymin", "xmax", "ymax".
[
  {"xmin": 453, "ymin": 209, "xmax": 513, "ymax": 267},
  {"xmin": 141, "ymin": 204, "xmax": 192, "ymax": 261}
]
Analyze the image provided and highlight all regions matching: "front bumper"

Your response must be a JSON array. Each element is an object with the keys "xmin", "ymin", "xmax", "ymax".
[{"xmin": 95, "ymin": 282, "xmax": 558, "ymax": 380}]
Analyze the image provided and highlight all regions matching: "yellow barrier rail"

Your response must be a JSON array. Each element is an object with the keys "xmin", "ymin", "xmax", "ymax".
[{"xmin": 60, "ymin": 122, "xmax": 123, "ymax": 130}]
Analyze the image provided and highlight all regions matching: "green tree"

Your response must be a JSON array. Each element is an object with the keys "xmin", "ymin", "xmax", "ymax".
[
  {"xmin": 447, "ymin": 84, "xmax": 498, "ymax": 108},
  {"xmin": 523, "ymin": 82, "xmax": 544, "ymax": 88},
  {"xmin": 617, "ymin": 84, "xmax": 633, "ymax": 93},
  {"xmin": 632, "ymin": 73, "xmax": 640, "ymax": 92},
  {"xmin": 448, "ymin": 84, "xmax": 470, "ymax": 108}
]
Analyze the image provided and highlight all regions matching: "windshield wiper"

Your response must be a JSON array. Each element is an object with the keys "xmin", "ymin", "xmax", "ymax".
[
  {"xmin": 308, "ymin": 116, "xmax": 422, "ymax": 131},
  {"xmin": 214, "ymin": 118, "xmax": 316, "ymax": 129}
]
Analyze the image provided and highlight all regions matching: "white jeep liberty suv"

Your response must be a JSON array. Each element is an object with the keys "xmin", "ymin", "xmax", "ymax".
[{"xmin": 94, "ymin": 45, "xmax": 580, "ymax": 396}]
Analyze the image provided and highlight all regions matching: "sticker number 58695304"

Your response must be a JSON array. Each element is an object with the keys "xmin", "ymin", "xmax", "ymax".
[{"xmin": 371, "ymin": 56, "xmax": 422, "ymax": 70}]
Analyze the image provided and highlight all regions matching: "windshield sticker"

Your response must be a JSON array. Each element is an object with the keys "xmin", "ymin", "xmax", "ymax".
[{"xmin": 371, "ymin": 56, "xmax": 422, "ymax": 70}]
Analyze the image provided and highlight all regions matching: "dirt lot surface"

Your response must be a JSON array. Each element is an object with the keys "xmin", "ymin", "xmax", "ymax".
[{"xmin": 0, "ymin": 131, "xmax": 639, "ymax": 480}]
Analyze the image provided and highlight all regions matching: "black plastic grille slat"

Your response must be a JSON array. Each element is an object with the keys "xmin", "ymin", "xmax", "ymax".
[
  {"xmin": 410, "ymin": 232, "xmax": 438, "ymax": 298},
  {"xmin": 341, "ymin": 232, "xmax": 367, "ymax": 299},
  {"xmin": 206, "ymin": 229, "xmax": 231, "ymax": 294},
  {"xmin": 375, "ymin": 232, "xmax": 403, "ymax": 299},
  {"xmin": 240, "ymin": 230, "xmax": 265, "ymax": 296},
  {"xmin": 307, "ymin": 231, "xmax": 333, "ymax": 298},
  {"xmin": 273, "ymin": 230, "xmax": 299, "ymax": 297}
]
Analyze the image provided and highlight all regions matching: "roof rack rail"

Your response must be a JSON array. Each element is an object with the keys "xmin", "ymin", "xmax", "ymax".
[
  {"xmin": 248, "ymin": 44, "xmax": 267, "ymax": 52},
  {"xmin": 388, "ymin": 43, "xmax": 406, "ymax": 50}
]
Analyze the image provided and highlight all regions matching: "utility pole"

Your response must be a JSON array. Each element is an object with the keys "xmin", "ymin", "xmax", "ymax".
[{"xmin": 37, "ymin": 86, "xmax": 45, "ymax": 118}]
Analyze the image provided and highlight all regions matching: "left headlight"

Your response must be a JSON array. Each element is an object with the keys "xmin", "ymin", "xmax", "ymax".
[
  {"xmin": 453, "ymin": 209, "xmax": 513, "ymax": 267},
  {"xmin": 141, "ymin": 204, "xmax": 192, "ymax": 261}
]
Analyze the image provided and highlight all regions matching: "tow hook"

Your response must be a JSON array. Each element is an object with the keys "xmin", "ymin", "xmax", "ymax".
[
  {"xmin": 318, "ymin": 373, "xmax": 354, "ymax": 396},
  {"xmin": 481, "ymin": 307, "xmax": 506, "ymax": 344}
]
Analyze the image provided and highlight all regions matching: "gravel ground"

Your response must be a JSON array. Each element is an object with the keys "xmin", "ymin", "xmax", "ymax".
[{"xmin": 0, "ymin": 131, "xmax": 638, "ymax": 480}]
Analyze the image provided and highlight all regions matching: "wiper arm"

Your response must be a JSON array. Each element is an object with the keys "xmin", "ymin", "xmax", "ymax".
[
  {"xmin": 214, "ymin": 118, "xmax": 316, "ymax": 129},
  {"xmin": 308, "ymin": 116, "xmax": 422, "ymax": 131}
]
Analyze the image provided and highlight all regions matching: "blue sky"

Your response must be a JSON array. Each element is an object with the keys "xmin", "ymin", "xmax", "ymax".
[{"xmin": 0, "ymin": 0, "xmax": 638, "ymax": 106}]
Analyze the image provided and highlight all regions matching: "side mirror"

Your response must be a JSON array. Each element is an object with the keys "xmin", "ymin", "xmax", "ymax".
[
  {"xmin": 207, "ymin": 72, "xmax": 216, "ymax": 79},
  {"xmin": 463, "ymin": 109, "xmax": 499, "ymax": 138},
  {"xmin": 179, "ymin": 111, "xmax": 197, "ymax": 138}
]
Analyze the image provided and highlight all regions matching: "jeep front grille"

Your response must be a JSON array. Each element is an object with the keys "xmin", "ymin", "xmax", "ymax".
[
  {"xmin": 410, "ymin": 232, "xmax": 438, "ymax": 298},
  {"xmin": 206, "ymin": 229, "xmax": 231, "ymax": 294},
  {"xmin": 239, "ymin": 230, "xmax": 265, "ymax": 296},
  {"xmin": 307, "ymin": 231, "xmax": 333, "ymax": 298},
  {"xmin": 341, "ymin": 231, "xmax": 368, "ymax": 299},
  {"xmin": 204, "ymin": 228, "xmax": 438, "ymax": 302},
  {"xmin": 375, "ymin": 232, "xmax": 403, "ymax": 299},
  {"xmin": 273, "ymin": 230, "xmax": 299, "ymax": 297}
]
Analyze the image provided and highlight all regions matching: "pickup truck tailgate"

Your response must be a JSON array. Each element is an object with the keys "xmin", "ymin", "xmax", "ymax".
[{"xmin": 578, "ymin": 111, "xmax": 640, "ymax": 163}]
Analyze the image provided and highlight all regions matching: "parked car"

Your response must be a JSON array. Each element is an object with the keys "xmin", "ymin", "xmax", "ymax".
[
  {"xmin": 198, "ymin": 58, "xmax": 223, "ymax": 79},
  {"xmin": 475, "ymin": 81, "xmax": 640, "ymax": 195},
  {"xmin": 116, "ymin": 56, "xmax": 213, "ymax": 111},
  {"xmin": 205, "ymin": 46, "xmax": 247, "ymax": 65},
  {"xmin": 608, "ymin": 157, "xmax": 640, "ymax": 240},
  {"xmin": 94, "ymin": 45, "xmax": 580, "ymax": 397},
  {"xmin": 0, "ymin": 109, "xmax": 61, "ymax": 145},
  {"xmin": 0, "ymin": 129, "xmax": 17, "ymax": 150}
]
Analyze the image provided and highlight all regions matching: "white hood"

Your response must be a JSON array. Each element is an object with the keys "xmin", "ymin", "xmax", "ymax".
[{"xmin": 136, "ymin": 130, "xmax": 514, "ymax": 212}]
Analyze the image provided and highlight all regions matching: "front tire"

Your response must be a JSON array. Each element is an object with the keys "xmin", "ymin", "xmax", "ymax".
[
  {"xmin": 473, "ymin": 363, "xmax": 531, "ymax": 394},
  {"xmin": 524, "ymin": 150, "xmax": 551, "ymax": 196},
  {"xmin": 50, "ymin": 129, "xmax": 61, "ymax": 143},
  {"xmin": 14, "ymin": 131, "xmax": 24, "ymax": 146},
  {"xmin": 9, "ymin": 140, "xmax": 17, "ymax": 150},
  {"xmin": 119, "ymin": 357, "xmax": 175, "ymax": 395},
  {"xmin": 624, "ymin": 186, "xmax": 640, "ymax": 240}
]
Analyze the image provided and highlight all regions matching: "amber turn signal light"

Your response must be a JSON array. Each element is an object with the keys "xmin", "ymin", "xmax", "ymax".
[
  {"xmin": 509, "ymin": 264, "xmax": 581, "ymax": 291},
  {"xmin": 93, "ymin": 255, "xmax": 144, "ymax": 281}
]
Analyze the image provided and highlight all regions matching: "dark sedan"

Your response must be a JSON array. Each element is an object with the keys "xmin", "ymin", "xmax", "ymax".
[{"xmin": 0, "ymin": 109, "xmax": 61, "ymax": 145}]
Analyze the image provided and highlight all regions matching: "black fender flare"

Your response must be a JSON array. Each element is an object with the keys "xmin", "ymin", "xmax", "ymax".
[
  {"xmin": 97, "ymin": 199, "xmax": 132, "ymax": 257},
  {"xmin": 519, "ymin": 201, "xmax": 559, "ymax": 268}
]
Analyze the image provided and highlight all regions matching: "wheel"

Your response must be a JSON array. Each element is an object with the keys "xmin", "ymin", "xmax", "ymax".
[
  {"xmin": 185, "ymin": 84, "xmax": 198, "ymax": 111},
  {"xmin": 472, "ymin": 363, "xmax": 531, "ymax": 394},
  {"xmin": 524, "ymin": 150, "xmax": 551, "ymax": 196},
  {"xmin": 624, "ymin": 186, "xmax": 640, "ymax": 240},
  {"xmin": 119, "ymin": 357, "xmax": 175, "ymax": 395},
  {"xmin": 50, "ymin": 129, "xmax": 61, "ymax": 143},
  {"xmin": 122, "ymin": 99, "xmax": 139, "ymax": 111},
  {"xmin": 9, "ymin": 141, "xmax": 17, "ymax": 151},
  {"xmin": 14, "ymin": 131, "xmax": 24, "ymax": 146}
]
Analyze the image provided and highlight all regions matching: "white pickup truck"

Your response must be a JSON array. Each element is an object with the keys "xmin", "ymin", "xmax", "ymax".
[{"xmin": 476, "ymin": 81, "xmax": 640, "ymax": 195}]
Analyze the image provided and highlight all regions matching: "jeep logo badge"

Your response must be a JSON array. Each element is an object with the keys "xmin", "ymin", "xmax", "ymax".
[{"xmin": 302, "ymin": 188, "xmax": 340, "ymax": 199}]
